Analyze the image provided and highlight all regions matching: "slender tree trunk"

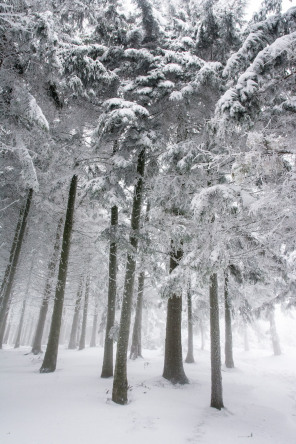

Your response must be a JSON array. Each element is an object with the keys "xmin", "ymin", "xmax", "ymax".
[
  {"xmin": 243, "ymin": 323, "xmax": 249, "ymax": 351},
  {"xmin": 40, "ymin": 175, "xmax": 77, "ymax": 373},
  {"xmin": 185, "ymin": 280, "xmax": 194, "ymax": 363},
  {"xmin": 224, "ymin": 270, "xmax": 234, "ymax": 368},
  {"xmin": 210, "ymin": 273, "xmax": 224, "ymax": 410},
  {"xmin": 0, "ymin": 302, "xmax": 11, "ymax": 346},
  {"xmin": 31, "ymin": 218, "xmax": 63, "ymax": 354},
  {"xmin": 269, "ymin": 307, "xmax": 281, "ymax": 356},
  {"xmin": 200, "ymin": 319, "xmax": 205, "ymax": 350},
  {"xmin": 163, "ymin": 243, "xmax": 188, "ymax": 384},
  {"xmin": 112, "ymin": 149, "xmax": 145, "ymax": 405},
  {"xmin": 14, "ymin": 299, "xmax": 27, "ymax": 348},
  {"xmin": 101, "ymin": 205, "xmax": 118, "ymax": 377},
  {"xmin": 79, "ymin": 275, "xmax": 90, "ymax": 350},
  {"xmin": 90, "ymin": 296, "xmax": 99, "ymax": 347},
  {"xmin": 129, "ymin": 201, "xmax": 150, "ymax": 360},
  {"xmin": 130, "ymin": 271, "xmax": 145, "ymax": 360},
  {"xmin": 0, "ymin": 189, "xmax": 33, "ymax": 347},
  {"xmin": 68, "ymin": 278, "xmax": 83, "ymax": 349},
  {"xmin": 3, "ymin": 318, "xmax": 11, "ymax": 344}
]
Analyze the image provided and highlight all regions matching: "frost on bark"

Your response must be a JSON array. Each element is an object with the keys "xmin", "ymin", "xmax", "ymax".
[
  {"xmin": 31, "ymin": 218, "xmax": 63, "ymax": 355},
  {"xmin": 68, "ymin": 277, "xmax": 83, "ymax": 349},
  {"xmin": 224, "ymin": 270, "xmax": 234, "ymax": 368},
  {"xmin": 130, "ymin": 271, "xmax": 145, "ymax": 360},
  {"xmin": 269, "ymin": 307, "xmax": 281, "ymax": 356},
  {"xmin": 0, "ymin": 188, "xmax": 33, "ymax": 348},
  {"xmin": 163, "ymin": 244, "xmax": 188, "ymax": 384},
  {"xmin": 40, "ymin": 175, "xmax": 77, "ymax": 373},
  {"xmin": 112, "ymin": 148, "xmax": 145, "ymax": 405},
  {"xmin": 185, "ymin": 280, "xmax": 195, "ymax": 363},
  {"xmin": 78, "ymin": 275, "xmax": 90, "ymax": 351},
  {"xmin": 101, "ymin": 205, "xmax": 118, "ymax": 377},
  {"xmin": 210, "ymin": 273, "xmax": 224, "ymax": 410}
]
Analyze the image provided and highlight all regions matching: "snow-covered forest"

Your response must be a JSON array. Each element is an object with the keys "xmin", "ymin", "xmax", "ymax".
[{"xmin": 1, "ymin": 0, "xmax": 296, "ymax": 442}]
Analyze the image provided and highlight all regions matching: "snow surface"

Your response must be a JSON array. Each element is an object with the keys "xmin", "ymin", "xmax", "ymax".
[{"xmin": 1, "ymin": 324, "xmax": 296, "ymax": 443}]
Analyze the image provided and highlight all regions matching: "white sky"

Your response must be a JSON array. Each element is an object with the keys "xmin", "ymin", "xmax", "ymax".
[{"xmin": 247, "ymin": 0, "xmax": 296, "ymax": 16}]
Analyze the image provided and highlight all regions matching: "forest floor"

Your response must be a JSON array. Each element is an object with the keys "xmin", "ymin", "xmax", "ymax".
[{"xmin": 1, "ymin": 338, "xmax": 296, "ymax": 444}]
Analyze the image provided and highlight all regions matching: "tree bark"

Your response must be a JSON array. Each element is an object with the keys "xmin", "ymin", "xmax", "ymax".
[
  {"xmin": 90, "ymin": 295, "xmax": 99, "ymax": 347},
  {"xmin": 31, "ymin": 218, "xmax": 63, "ymax": 354},
  {"xmin": 130, "ymin": 271, "xmax": 145, "ymax": 360},
  {"xmin": 224, "ymin": 270, "xmax": 234, "ymax": 368},
  {"xmin": 210, "ymin": 273, "xmax": 224, "ymax": 410},
  {"xmin": 0, "ymin": 189, "xmax": 33, "ymax": 347},
  {"xmin": 14, "ymin": 299, "xmax": 27, "ymax": 348},
  {"xmin": 101, "ymin": 205, "xmax": 118, "ymax": 377},
  {"xmin": 78, "ymin": 275, "xmax": 90, "ymax": 350},
  {"xmin": 112, "ymin": 148, "xmax": 145, "ymax": 405},
  {"xmin": 163, "ymin": 243, "xmax": 188, "ymax": 384},
  {"xmin": 200, "ymin": 319, "xmax": 205, "ymax": 350},
  {"xmin": 185, "ymin": 279, "xmax": 194, "ymax": 363},
  {"xmin": 68, "ymin": 277, "xmax": 83, "ymax": 349},
  {"xmin": 269, "ymin": 307, "xmax": 281, "ymax": 356},
  {"xmin": 40, "ymin": 175, "xmax": 77, "ymax": 373}
]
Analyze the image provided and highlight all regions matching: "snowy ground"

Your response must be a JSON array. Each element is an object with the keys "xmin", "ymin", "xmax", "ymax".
[{"xmin": 1, "ymin": 339, "xmax": 296, "ymax": 444}]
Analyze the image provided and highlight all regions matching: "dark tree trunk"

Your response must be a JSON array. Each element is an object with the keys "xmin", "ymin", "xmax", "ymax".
[
  {"xmin": 210, "ymin": 273, "xmax": 224, "ymax": 410},
  {"xmin": 163, "ymin": 244, "xmax": 188, "ymax": 384},
  {"xmin": 31, "ymin": 218, "xmax": 63, "ymax": 354},
  {"xmin": 0, "ymin": 302, "xmax": 11, "ymax": 346},
  {"xmin": 112, "ymin": 149, "xmax": 145, "ymax": 405},
  {"xmin": 78, "ymin": 275, "xmax": 90, "ymax": 350},
  {"xmin": 0, "ymin": 189, "xmax": 33, "ymax": 348},
  {"xmin": 224, "ymin": 270, "xmax": 234, "ymax": 368},
  {"xmin": 269, "ymin": 307, "xmax": 281, "ymax": 356},
  {"xmin": 14, "ymin": 299, "xmax": 27, "ymax": 348},
  {"xmin": 185, "ymin": 280, "xmax": 194, "ymax": 363},
  {"xmin": 130, "ymin": 271, "xmax": 145, "ymax": 360},
  {"xmin": 68, "ymin": 278, "xmax": 83, "ymax": 349},
  {"xmin": 129, "ymin": 201, "xmax": 150, "ymax": 360},
  {"xmin": 40, "ymin": 175, "xmax": 77, "ymax": 373},
  {"xmin": 101, "ymin": 205, "xmax": 118, "ymax": 377},
  {"xmin": 90, "ymin": 296, "xmax": 99, "ymax": 347}
]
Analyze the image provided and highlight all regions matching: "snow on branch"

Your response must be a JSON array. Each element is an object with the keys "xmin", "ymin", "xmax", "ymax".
[
  {"xmin": 94, "ymin": 98, "xmax": 149, "ymax": 141},
  {"xmin": 223, "ymin": 7, "xmax": 296, "ymax": 79},
  {"xmin": 16, "ymin": 135, "xmax": 39, "ymax": 191},
  {"xmin": 216, "ymin": 31, "xmax": 296, "ymax": 121}
]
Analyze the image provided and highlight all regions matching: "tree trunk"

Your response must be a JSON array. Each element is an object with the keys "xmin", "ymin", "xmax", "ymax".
[
  {"xmin": 31, "ymin": 218, "xmax": 63, "ymax": 354},
  {"xmin": 68, "ymin": 277, "xmax": 83, "ymax": 349},
  {"xmin": 185, "ymin": 280, "xmax": 194, "ymax": 363},
  {"xmin": 200, "ymin": 319, "xmax": 205, "ymax": 350},
  {"xmin": 210, "ymin": 273, "xmax": 224, "ymax": 410},
  {"xmin": 101, "ymin": 205, "xmax": 118, "ymax": 377},
  {"xmin": 130, "ymin": 271, "xmax": 145, "ymax": 360},
  {"xmin": 78, "ymin": 275, "xmax": 90, "ymax": 350},
  {"xmin": 40, "ymin": 175, "xmax": 77, "ymax": 373},
  {"xmin": 0, "ymin": 189, "xmax": 33, "ymax": 348},
  {"xmin": 112, "ymin": 148, "xmax": 145, "ymax": 405},
  {"xmin": 224, "ymin": 270, "xmax": 234, "ymax": 368},
  {"xmin": 163, "ymin": 243, "xmax": 188, "ymax": 384},
  {"xmin": 269, "ymin": 307, "xmax": 281, "ymax": 356},
  {"xmin": 0, "ymin": 302, "xmax": 11, "ymax": 346},
  {"xmin": 14, "ymin": 299, "xmax": 27, "ymax": 348},
  {"xmin": 90, "ymin": 296, "xmax": 99, "ymax": 347},
  {"xmin": 243, "ymin": 323, "xmax": 249, "ymax": 351}
]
